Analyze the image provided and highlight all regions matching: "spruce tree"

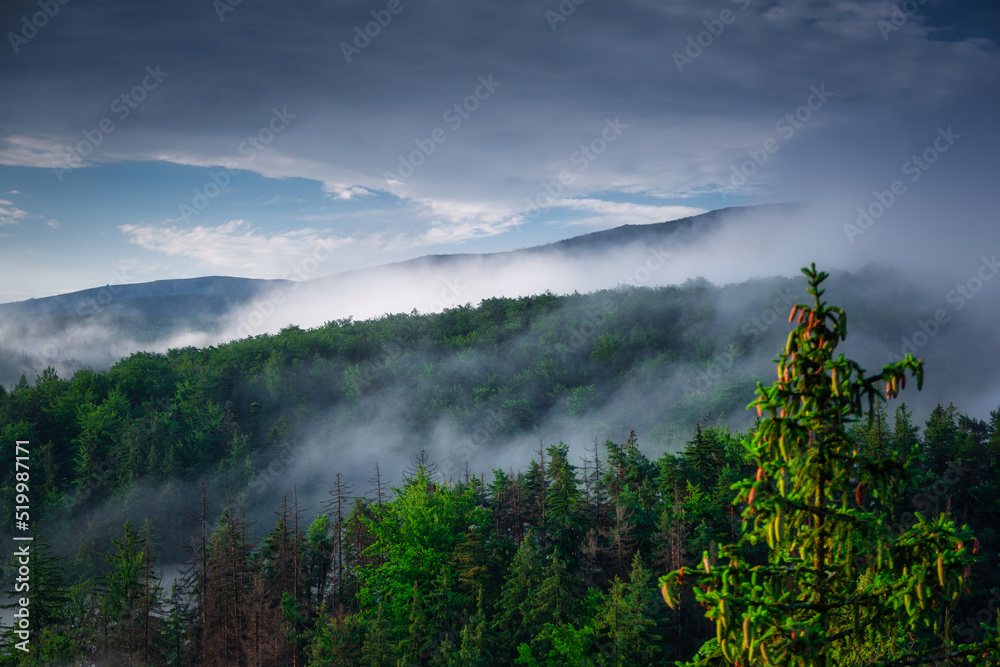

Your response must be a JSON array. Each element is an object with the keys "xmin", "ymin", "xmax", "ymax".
[
  {"xmin": 494, "ymin": 533, "xmax": 543, "ymax": 660},
  {"xmin": 660, "ymin": 264, "xmax": 1000, "ymax": 666},
  {"xmin": 450, "ymin": 588, "xmax": 488, "ymax": 667},
  {"xmin": 360, "ymin": 603, "xmax": 394, "ymax": 667},
  {"xmin": 593, "ymin": 553, "xmax": 660, "ymax": 666}
]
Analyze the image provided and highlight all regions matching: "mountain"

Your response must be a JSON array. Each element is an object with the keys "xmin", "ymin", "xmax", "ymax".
[
  {"xmin": 0, "ymin": 203, "xmax": 797, "ymax": 321},
  {"xmin": 0, "ymin": 203, "xmax": 801, "ymax": 382},
  {"xmin": 0, "ymin": 276, "xmax": 291, "ymax": 320}
]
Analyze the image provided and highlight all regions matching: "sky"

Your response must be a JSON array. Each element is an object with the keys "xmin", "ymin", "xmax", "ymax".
[{"xmin": 0, "ymin": 0, "xmax": 998, "ymax": 302}]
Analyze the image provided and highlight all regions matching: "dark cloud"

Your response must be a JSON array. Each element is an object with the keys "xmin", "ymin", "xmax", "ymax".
[{"xmin": 0, "ymin": 0, "xmax": 997, "ymax": 296}]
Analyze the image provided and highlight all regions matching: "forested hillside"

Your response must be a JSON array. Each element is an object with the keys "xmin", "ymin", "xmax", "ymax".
[{"xmin": 1, "ymin": 271, "xmax": 999, "ymax": 665}]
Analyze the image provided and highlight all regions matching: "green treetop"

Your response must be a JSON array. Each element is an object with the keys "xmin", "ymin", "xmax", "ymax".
[{"xmin": 660, "ymin": 264, "xmax": 1000, "ymax": 667}]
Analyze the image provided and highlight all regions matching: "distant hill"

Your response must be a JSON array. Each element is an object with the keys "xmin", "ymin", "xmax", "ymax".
[
  {"xmin": 519, "ymin": 203, "xmax": 785, "ymax": 254},
  {"xmin": 0, "ymin": 204, "xmax": 799, "ymax": 323},
  {"xmin": 0, "ymin": 203, "xmax": 801, "ymax": 380},
  {"xmin": 0, "ymin": 276, "xmax": 291, "ymax": 320}
]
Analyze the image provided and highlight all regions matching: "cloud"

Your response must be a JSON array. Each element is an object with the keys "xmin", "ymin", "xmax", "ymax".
[
  {"xmin": 119, "ymin": 220, "xmax": 356, "ymax": 279},
  {"xmin": 391, "ymin": 197, "xmax": 525, "ymax": 247},
  {"xmin": 0, "ymin": 199, "xmax": 34, "ymax": 226},
  {"xmin": 0, "ymin": 136, "xmax": 72, "ymax": 169},
  {"xmin": 1, "ymin": 0, "xmax": 994, "ymax": 221},
  {"xmin": 0, "ymin": 0, "xmax": 998, "ymax": 297},
  {"xmin": 323, "ymin": 184, "xmax": 374, "ymax": 200}
]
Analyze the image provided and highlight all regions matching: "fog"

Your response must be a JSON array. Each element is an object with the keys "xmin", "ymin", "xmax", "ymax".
[{"xmin": 1, "ymin": 200, "xmax": 998, "ymax": 568}]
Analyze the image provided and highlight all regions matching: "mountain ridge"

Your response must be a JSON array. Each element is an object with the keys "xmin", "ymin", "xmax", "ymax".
[{"xmin": 0, "ymin": 202, "xmax": 799, "ymax": 318}]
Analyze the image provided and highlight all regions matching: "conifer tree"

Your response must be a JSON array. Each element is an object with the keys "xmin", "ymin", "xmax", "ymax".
[
  {"xmin": 660, "ymin": 264, "xmax": 1000, "ymax": 666},
  {"xmin": 494, "ymin": 533, "xmax": 543, "ymax": 660},
  {"xmin": 526, "ymin": 553, "xmax": 577, "ymax": 631},
  {"xmin": 399, "ymin": 584, "xmax": 431, "ymax": 665},
  {"xmin": 593, "ymin": 554, "xmax": 660, "ymax": 666},
  {"xmin": 892, "ymin": 403, "xmax": 920, "ymax": 453},
  {"xmin": 449, "ymin": 588, "xmax": 488, "ymax": 667},
  {"xmin": 307, "ymin": 603, "xmax": 364, "ymax": 666},
  {"xmin": 304, "ymin": 513, "xmax": 333, "ymax": 610},
  {"xmin": 360, "ymin": 603, "xmax": 394, "ymax": 667},
  {"xmin": 544, "ymin": 443, "xmax": 584, "ymax": 560},
  {"xmin": 924, "ymin": 404, "xmax": 959, "ymax": 474},
  {"xmin": 101, "ymin": 520, "xmax": 164, "ymax": 664},
  {"xmin": 684, "ymin": 424, "xmax": 726, "ymax": 487},
  {"xmin": 988, "ymin": 409, "xmax": 1000, "ymax": 464},
  {"xmin": 200, "ymin": 506, "xmax": 254, "ymax": 665},
  {"xmin": 323, "ymin": 472, "xmax": 353, "ymax": 606}
]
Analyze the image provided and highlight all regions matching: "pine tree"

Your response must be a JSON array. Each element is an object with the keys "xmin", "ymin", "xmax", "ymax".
[
  {"xmin": 892, "ymin": 403, "xmax": 920, "ymax": 452},
  {"xmin": 307, "ymin": 603, "xmax": 364, "ymax": 666},
  {"xmin": 494, "ymin": 533, "xmax": 543, "ymax": 660},
  {"xmin": 593, "ymin": 554, "xmax": 660, "ymax": 666},
  {"xmin": 660, "ymin": 264, "xmax": 1000, "ymax": 666},
  {"xmin": 988, "ymin": 409, "xmax": 1000, "ymax": 465},
  {"xmin": 399, "ymin": 584, "xmax": 431, "ymax": 665},
  {"xmin": 367, "ymin": 462, "xmax": 390, "ymax": 512},
  {"xmin": 163, "ymin": 579, "xmax": 193, "ymax": 667},
  {"xmin": 255, "ymin": 493, "xmax": 308, "ymax": 665},
  {"xmin": 544, "ymin": 443, "xmax": 584, "ymax": 560},
  {"xmin": 849, "ymin": 401, "xmax": 892, "ymax": 462},
  {"xmin": 200, "ymin": 506, "xmax": 254, "ymax": 665},
  {"xmin": 323, "ymin": 473, "xmax": 353, "ymax": 607},
  {"xmin": 100, "ymin": 520, "xmax": 164, "ymax": 664},
  {"xmin": 360, "ymin": 603, "xmax": 394, "ymax": 667},
  {"xmin": 523, "ymin": 446, "xmax": 549, "ymax": 530},
  {"xmin": 684, "ymin": 424, "xmax": 726, "ymax": 488},
  {"xmin": 449, "ymin": 588, "xmax": 488, "ymax": 667},
  {"xmin": 923, "ymin": 403, "xmax": 958, "ymax": 474},
  {"xmin": 525, "ymin": 553, "xmax": 577, "ymax": 631},
  {"xmin": 304, "ymin": 513, "xmax": 333, "ymax": 611}
]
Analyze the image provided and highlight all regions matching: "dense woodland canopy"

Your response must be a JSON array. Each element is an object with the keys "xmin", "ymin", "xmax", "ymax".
[{"xmin": 0, "ymin": 273, "xmax": 998, "ymax": 665}]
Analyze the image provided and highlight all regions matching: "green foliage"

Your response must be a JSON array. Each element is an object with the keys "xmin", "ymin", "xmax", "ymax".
[
  {"xmin": 2, "ymin": 273, "xmax": 1000, "ymax": 666},
  {"xmin": 0, "ymin": 286, "xmax": 789, "ymax": 535},
  {"xmin": 661, "ymin": 265, "xmax": 1000, "ymax": 666},
  {"xmin": 357, "ymin": 467, "xmax": 488, "ymax": 658}
]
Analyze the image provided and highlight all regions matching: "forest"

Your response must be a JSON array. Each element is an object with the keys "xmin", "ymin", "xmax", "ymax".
[{"xmin": 1, "ymin": 267, "xmax": 999, "ymax": 666}]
